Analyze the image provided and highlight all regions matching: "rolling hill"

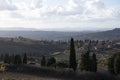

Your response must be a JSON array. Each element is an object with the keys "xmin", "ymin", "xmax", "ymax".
[
  {"xmin": 0, "ymin": 28, "xmax": 119, "ymax": 57},
  {"xmin": 0, "ymin": 28, "xmax": 119, "ymax": 40},
  {"xmin": 76, "ymin": 28, "xmax": 120, "ymax": 40},
  {"xmin": 0, "ymin": 38, "xmax": 67, "ymax": 55},
  {"xmin": 0, "ymin": 30, "xmax": 91, "ymax": 40}
]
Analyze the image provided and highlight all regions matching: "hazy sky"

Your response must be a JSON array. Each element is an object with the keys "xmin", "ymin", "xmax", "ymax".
[{"xmin": 0, "ymin": 0, "xmax": 120, "ymax": 31}]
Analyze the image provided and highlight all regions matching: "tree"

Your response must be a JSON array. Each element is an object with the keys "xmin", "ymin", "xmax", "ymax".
[
  {"xmin": 18, "ymin": 55, "xmax": 22, "ymax": 64},
  {"xmin": 9, "ymin": 54, "xmax": 15, "ymax": 64},
  {"xmin": 0, "ymin": 54, "xmax": 3, "ymax": 61},
  {"xmin": 114, "ymin": 54, "xmax": 120, "ymax": 75},
  {"xmin": 4, "ymin": 54, "xmax": 10, "ymax": 64},
  {"xmin": 80, "ymin": 51, "xmax": 97, "ymax": 72},
  {"xmin": 80, "ymin": 51, "xmax": 91, "ymax": 71},
  {"xmin": 108, "ymin": 56, "xmax": 115, "ymax": 74},
  {"xmin": 41, "ymin": 56, "xmax": 46, "ymax": 66},
  {"xmin": 91, "ymin": 53, "xmax": 97, "ymax": 72},
  {"xmin": 47, "ymin": 57, "xmax": 56, "ymax": 67},
  {"xmin": 14, "ymin": 55, "xmax": 22, "ymax": 64},
  {"xmin": 23, "ymin": 53, "xmax": 27, "ymax": 64},
  {"xmin": 56, "ymin": 62, "xmax": 68, "ymax": 68},
  {"xmin": 69, "ymin": 38, "xmax": 77, "ymax": 71}
]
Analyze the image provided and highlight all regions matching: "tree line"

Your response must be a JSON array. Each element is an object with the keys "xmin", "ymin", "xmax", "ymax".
[{"xmin": 3, "ymin": 53, "xmax": 27, "ymax": 64}]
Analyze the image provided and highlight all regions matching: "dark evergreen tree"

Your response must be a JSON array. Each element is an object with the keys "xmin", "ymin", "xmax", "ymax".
[
  {"xmin": 56, "ymin": 62, "xmax": 68, "ymax": 68},
  {"xmin": 4, "ymin": 54, "xmax": 10, "ymax": 64},
  {"xmin": 14, "ymin": 55, "xmax": 17, "ymax": 64},
  {"xmin": 0, "ymin": 54, "xmax": 3, "ymax": 61},
  {"xmin": 9, "ymin": 54, "xmax": 15, "ymax": 64},
  {"xmin": 41, "ymin": 56, "xmax": 46, "ymax": 66},
  {"xmin": 23, "ymin": 53, "xmax": 27, "ymax": 64},
  {"xmin": 108, "ymin": 54, "xmax": 117, "ymax": 74},
  {"xmin": 69, "ymin": 38, "xmax": 77, "ymax": 71},
  {"xmin": 14, "ymin": 55, "xmax": 22, "ymax": 64},
  {"xmin": 80, "ymin": 53, "xmax": 86, "ymax": 71},
  {"xmin": 18, "ymin": 55, "xmax": 22, "ymax": 64},
  {"xmin": 80, "ymin": 51, "xmax": 94, "ymax": 72},
  {"xmin": 91, "ymin": 53, "xmax": 97, "ymax": 72},
  {"xmin": 114, "ymin": 54, "xmax": 120, "ymax": 75},
  {"xmin": 47, "ymin": 57, "xmax": 56, "ymax": 67},
  {"xmin": 11, "ymin": 54, "xmax": 15, "ymax": 64},
  {"xmin": 108, "ymin": 53, "xmax": 120, "ymax": 75}
]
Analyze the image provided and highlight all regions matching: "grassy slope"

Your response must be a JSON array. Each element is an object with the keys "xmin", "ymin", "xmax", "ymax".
[
  {"xmin": 77, "ymin": 28, "xmax": 120, "ymax": 40},
  {"xmin": 4, "ymin": 64, "xmax": 119, "ymax": 80},
  {"xmin": 0, "ymin": 38, "xmax": 67, "ymax": 55},
  {"xmin": 0, "ymin": 72, "xmax": 62, "ymax": 80}
]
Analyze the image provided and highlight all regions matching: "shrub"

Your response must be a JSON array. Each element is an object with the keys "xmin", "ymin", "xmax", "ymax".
[
  {"xmin": 47, "ymin": 57, "xmax": 56, "ymax": 67},
  {"xmin": 41, "ymin": 56, "xmax": 46, "ymax": 66},
  {"xmin": 56, "ymin": 62, "xmax": 68, "ymax": 68}
]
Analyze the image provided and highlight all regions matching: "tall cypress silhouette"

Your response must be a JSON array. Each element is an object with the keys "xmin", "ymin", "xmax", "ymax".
[
  {"xmin": 91, "ymin": 53, "xmax": 97, "ymax": 72},
  {"xmin": 14, "ymin": 55, "xmax": 22, "ymax": 64},
  {"xmin": 69, "ymin": 38, "xmax": 77, "ymax": 71},
  {"xmin": 23, "ymin": 53, "xmax": 27, "ymax": 64},
  {"xmin": 114, "ymin": 54, "xmax": 120, "ymax": 74},
  {"xmin": 108, "ymin": 54, "xmax": 116, "ymax": 74},
  {"xmin": 81, "ymin": 51, "xmax": 91, "ymax": 71},
  {"xmin": 41, "ymin": 56, "xmax": 46, "ymax": 66}
]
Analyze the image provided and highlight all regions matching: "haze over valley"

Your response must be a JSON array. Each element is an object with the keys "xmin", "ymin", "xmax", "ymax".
[{"xmin": 0, "ymin": 28, "xmax": 119, "ymax": 40}]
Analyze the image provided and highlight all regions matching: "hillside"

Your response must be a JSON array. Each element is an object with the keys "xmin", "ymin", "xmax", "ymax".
[
  {"xmin": 76, "ymin": 28, "xmax": 120, "ymax": 40},
  {"xmin": 0, "ymin": 31, "xmax": 91, "ymax": 40},
  {"xmin": 0, "ymin": 37, "xmax": 67, "ymax": 55},
  {"xmin": 0, "ymin": 28, "xmax": 119, "ymax": 40}
]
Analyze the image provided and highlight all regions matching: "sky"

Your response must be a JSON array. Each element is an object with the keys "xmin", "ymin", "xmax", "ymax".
[{"xmin": 0, "ymin": 0, "xmax": 120, "ymax": 31}]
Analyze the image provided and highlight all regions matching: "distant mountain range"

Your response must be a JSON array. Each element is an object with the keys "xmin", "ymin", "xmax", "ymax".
[{"xmin": 0, "ymin": 28, "xmax": 119, "ymax": 40}]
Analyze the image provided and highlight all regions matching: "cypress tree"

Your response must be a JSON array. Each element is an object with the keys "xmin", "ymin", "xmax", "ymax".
[
  {"xmin": 84, "ymin": 51, "xmax": 91, "ymax": 71},
  {"xmin": 14, "ymin": 55, "xmax": 22, "ymax": 64},
  {"xmin": 11, "ymin": 54, "xmax": 15, "ymax": 64},
  {"xmin": 14, "ymin": 55, "xmax": 18, "ymax": 64},
  {"xmin": 23, "ymin": 53, "xmax": 27, "ymax": 64},
  {"xmin": 0, "ymin": 54, "xmax": 3, "ymax": 61},
  {"xmin": 91, "ymin": 53, "xmax": 97, "ymax": 72},
  {"xmin": 80, "ymin": 53, "xmax": 86, "ymax": 71},
  {"xmin": 4, "ymin": 54, "xmax": 10, "ymax": 64},
  {"xmin": 18, "ymin": 55, "xmax": 22, "ymax": 64},
  {"xmin": 107, "ymin": 52, "xmax": 120, "ymax": 75},
  {"xmin": 87, "ymin": 52, "xmax": 91, "ymax": 71},
  {"xmin": 108, "ymin": 54, "xmax": 116, "ymax": 74},
  {"xmin": 41, "ymin": 56, "xmax": 46, "ymax": 66},
  {"xmin": 69, "ymin": 38, "xmax": 77, "ymax": 71},
  {"xmin": 80, "ymin": 51, "xmax": 92, "ymax": 72},
  {"xmin": 114, "ymin": 54, "xmax": 120, "ymax": 75}
]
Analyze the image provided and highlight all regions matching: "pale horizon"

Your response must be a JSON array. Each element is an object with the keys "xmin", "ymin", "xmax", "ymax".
[{"xmin": 0, "ymin": 27, "xmax": 119, "ymax": 32}]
